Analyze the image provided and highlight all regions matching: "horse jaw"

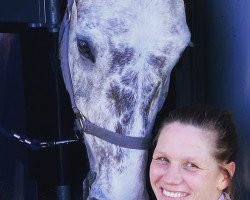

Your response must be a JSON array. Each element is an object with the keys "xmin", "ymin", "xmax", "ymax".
[{"xmin": 60, "ymin": 0, "xmax": 190, "ymax": 199}]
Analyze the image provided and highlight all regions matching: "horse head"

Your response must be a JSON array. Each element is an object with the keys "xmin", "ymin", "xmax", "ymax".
[{"xmin": 60, "ymin": 0, "xmax": 190, "ymax": 199}]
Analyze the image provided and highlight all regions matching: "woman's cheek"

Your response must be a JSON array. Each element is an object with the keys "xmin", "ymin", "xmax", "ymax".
[{"xmin": 150, "ymin": 162, "xmax": 165, "ymax": 183}]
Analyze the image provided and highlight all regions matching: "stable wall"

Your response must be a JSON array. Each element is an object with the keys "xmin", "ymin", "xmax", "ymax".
[{"xmin": 204, "ymin": 1, "xmax": 250, "ymax": 199}]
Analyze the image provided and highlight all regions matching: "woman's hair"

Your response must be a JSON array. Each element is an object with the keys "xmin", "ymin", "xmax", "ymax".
[{"xmin": 153, "ymin": 104, "xmax": 239, "ymax": 197}]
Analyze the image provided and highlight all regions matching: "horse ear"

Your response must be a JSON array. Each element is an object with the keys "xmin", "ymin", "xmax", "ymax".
[{"xmin": 217, "ymin": 162, "xmax": 235, "ymax": 191}]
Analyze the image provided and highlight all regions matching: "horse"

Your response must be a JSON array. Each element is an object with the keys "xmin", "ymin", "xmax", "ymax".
[{"xmin": 59, "ymin": 0, "xmax": 190, "ymax": 199}]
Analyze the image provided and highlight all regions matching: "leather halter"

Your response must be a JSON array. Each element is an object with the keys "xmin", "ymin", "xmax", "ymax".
[{"xmin": 59, "ymin": 0, "xmax": 151, "ymax": 150}]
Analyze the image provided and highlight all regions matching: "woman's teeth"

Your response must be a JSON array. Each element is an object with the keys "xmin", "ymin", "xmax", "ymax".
[{"xmin": 163, "ymin": 189, "xmax": 187, "ymax": 198}]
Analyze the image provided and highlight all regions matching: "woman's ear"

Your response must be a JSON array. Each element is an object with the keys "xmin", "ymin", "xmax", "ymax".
[
  {"xmin": 217, "ymin": 162, "xmax": 235, "ymax": 191},
  {"xmin": 225, "ymin": 162, "xmax": 236, "ymax": 178}
]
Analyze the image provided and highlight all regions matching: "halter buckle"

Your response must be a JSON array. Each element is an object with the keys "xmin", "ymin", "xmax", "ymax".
[{"xmin": 73, "ymin": 107, "xmax": 86, "ymax": 131}]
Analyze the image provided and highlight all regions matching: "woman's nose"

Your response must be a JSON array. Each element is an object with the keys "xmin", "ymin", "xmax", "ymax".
[{"xmin": 162, "ymin": 165, "xmax": 183, "ymax": 185}]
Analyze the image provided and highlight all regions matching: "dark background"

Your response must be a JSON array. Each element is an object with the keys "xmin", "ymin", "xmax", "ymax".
[{"xmin": 0, "ymin": 1, "xmax": 250, "ymax": 199}]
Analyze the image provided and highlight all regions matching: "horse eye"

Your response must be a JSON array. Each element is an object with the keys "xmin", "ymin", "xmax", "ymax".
[{"xmin": 77, "ymin": 39, "xmax": 96, "ymax": 63}]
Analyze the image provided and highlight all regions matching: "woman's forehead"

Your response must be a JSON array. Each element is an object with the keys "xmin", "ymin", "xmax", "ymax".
[
  {"xmin": 156, "ymin": 122, "xmax": 217, "ymax": 161},
  {"xmin": 160, "ymin": 122, "xmax": 216, "ymax": 143}
]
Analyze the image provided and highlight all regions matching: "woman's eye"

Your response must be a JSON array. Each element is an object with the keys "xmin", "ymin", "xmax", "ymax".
[
  {"xmin": 184, "ymin": 162, "xmax": 199, "ymax": 170},
  {"xmin": 77, "ymin": 39, "xmax": 96, "ymax": 63},
  {"xmin": 156, "ymin": 157, "xmax": 169, "ymax": 162}
]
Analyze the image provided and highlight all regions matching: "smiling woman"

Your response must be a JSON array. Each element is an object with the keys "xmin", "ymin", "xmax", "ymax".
[{"xmin": 150, "ymin": 105, "xmax": 238, "ymax": 200}]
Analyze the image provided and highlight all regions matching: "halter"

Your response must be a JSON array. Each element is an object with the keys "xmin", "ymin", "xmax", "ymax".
[{"xmin": 58, "ymin": 0, "xmax": 151, "ymax": 150}]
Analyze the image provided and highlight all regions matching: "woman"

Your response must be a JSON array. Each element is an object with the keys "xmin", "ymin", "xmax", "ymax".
[{"xmin": 150, "ymin": 105, "xmax": 238, "ymax": 200}]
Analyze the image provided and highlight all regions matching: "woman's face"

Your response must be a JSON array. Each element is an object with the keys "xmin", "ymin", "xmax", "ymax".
[{"xmin": 150, "ymin": 122, "xmax": 228, "ymax": 200}]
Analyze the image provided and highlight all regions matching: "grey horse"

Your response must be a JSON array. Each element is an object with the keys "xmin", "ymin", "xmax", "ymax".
[{"xmin": 59, "ymin": 0, "xmax": 190, "ymax": 199}]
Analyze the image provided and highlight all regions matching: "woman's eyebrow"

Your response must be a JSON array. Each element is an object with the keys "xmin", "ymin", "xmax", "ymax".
[
  {"xmin": 152, "ymin": 149, "xmax": 169, "ymax": 157},
  {"xmin": 182, "ymin": 156, "xmax": 208, "ymax": 167},
  {"xmin": 183, "ymin": 156, "xmax": 200, "ymax": 161}
]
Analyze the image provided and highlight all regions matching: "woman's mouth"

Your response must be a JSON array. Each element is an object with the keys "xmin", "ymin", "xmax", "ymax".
[{"xmin": 162, "ymin": 189, "xmax": 188, "ymax": 198}]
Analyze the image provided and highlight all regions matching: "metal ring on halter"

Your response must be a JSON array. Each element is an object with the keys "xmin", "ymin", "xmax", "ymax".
[{"xmin": 72, "ymin": 106, "xmax": 87, "ymax": 130}]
